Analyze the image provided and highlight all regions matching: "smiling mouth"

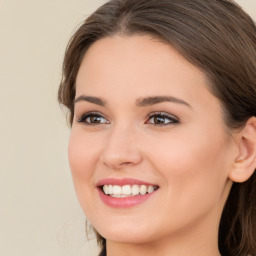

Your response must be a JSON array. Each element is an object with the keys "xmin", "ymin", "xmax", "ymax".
[{"xmin": 100, "ymin": 184, "xmax": 159, "ymax": 198}]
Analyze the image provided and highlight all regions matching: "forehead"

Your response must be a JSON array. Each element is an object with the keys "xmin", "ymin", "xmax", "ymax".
[{"xmin": 75, "ymin": 35, "xmax": 218, "ymax": 110}]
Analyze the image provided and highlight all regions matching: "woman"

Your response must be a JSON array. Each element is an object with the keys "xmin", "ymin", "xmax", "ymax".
[{"xmin": 58, "ymin": 0, "xmax": 256, "ymax": 255}]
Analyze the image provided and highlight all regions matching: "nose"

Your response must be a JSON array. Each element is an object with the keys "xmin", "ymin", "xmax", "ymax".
[{"xmin": 100, "ymin": 125, "xmax": 143, "ymax": 170}]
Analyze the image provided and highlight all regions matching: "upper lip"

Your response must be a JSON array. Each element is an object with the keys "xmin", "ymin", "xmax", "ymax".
[{"xmin": 96, "ymin": 178, "xmax": 158, "ymax": 187}]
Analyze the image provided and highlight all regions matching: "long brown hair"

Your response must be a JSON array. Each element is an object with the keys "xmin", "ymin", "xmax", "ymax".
[{"xmin": 58, "ymin": 1, "xmax": 256, "ymax": 255}]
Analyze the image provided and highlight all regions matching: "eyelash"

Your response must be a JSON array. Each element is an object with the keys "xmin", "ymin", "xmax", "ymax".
[
  {"xmin": 146, "ymin": 112, "xmax": 179, "ymax": 126},
  {"xmin": 76, "ymin": 111, "xmax": 179, "ymax": 126},
  {"xmin": 76, "ymin": 112, "xmax": 109, "ymax": 125}
]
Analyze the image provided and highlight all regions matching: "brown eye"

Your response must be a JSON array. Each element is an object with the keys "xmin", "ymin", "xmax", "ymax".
[
  {"xmin": 87, "ymin": 116, "xmax": 103, "ymax": 123},
  {"xmin": 77, "ymin": 112, "xmax": 109, "ymax": 125},
  {"xmin": 153, "ymin": 116, "xmax": 167, "ymax": 124},
  {"xmin": 147, "ymin": 113, "xmax": 179, "ymax": 126}
]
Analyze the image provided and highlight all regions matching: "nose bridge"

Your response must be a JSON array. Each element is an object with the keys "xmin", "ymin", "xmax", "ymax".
[{"xmin": 100, "ymin": 122, "xmax": 142, "ymax": 169}]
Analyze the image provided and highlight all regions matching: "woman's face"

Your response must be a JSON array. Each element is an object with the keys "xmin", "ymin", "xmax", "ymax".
[{"xmin": 69, "ymin": 35, "xmax": 236, "ymax": 244}]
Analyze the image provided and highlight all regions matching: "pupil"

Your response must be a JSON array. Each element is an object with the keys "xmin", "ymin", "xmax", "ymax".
[
  {"xmin": 154, "ymin": 116, "xmax": 164, "ymax": 124},
  {"xmin": 91, "ymin": 116, "xmax": 101, "ymax": 123}
]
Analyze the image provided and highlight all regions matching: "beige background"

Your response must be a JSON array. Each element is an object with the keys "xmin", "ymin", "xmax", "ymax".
[{"xmin": 0, "ymin": 1, "xmax": 255, "ymax": 256}]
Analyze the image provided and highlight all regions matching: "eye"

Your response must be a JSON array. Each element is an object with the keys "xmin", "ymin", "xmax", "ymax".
[
  {"xmin": 146, "ymin": 112, "xmax": 179, "ymax": 126},
  {"xmin": 77, "ymin": 112, "xmax": 110, "ymax": 125}
]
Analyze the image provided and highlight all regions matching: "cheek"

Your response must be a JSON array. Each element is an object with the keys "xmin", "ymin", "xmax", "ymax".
[
  {"xmin": 68, "ymin": 129, "xmax": 102, "ymax": 176},
  {"xmin": 140, "ymin": 131, "xmax": 231, "ymax": 236},
  {"xmin": 148, "ymin": 129, "xmax": 225, "ymax": 171},
  {"xmin": 68, "ymin": 130, "xmax": 102, "ymax": 208},
  {"xmin": 68, "ymin": 133, "xmax": 91, "ymax": 180},
  {"xmin": 146, "ymin": 128, "xmax": 229, "ymax": 208}
]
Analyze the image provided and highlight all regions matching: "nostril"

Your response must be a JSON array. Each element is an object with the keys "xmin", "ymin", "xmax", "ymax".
[
  {"xmin": 102, "ymin": 158, "xmax": 140, "ymax": 169},
  {"xmin": 100, "ymin": 140, "xmax": 143, "ymax": 169},
  {"xmin": 120, "ymin": 162, "xmax": 134, "ymax": 166}
]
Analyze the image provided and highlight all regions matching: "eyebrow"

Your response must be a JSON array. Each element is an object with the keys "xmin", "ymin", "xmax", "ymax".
[
  {"xmin": 74, "ymin": 95, "xmax": 191, "ymax": 108},
  {"xmin": 74, "ymin": 95, "xmax": 106, "ymax": 106},
  {"xmin": 136, "ymin": 96, "xmax": 191, "ymax": 108}
]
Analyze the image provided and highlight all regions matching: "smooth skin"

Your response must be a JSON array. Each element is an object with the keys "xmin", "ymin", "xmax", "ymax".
[{"xmin": 69, "ymin": 35, "xmax": 256, "ymax": 256}]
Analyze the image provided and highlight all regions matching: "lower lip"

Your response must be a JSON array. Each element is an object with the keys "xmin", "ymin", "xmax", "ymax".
[{"xmin": 97, "ymin": 188, "xmax": 157, "ymax": 208}]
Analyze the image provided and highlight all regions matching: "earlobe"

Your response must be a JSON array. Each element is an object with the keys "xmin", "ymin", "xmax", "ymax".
[{"xmin": 229, "ymin": 117, "xmax": 256, "ymax": 183}]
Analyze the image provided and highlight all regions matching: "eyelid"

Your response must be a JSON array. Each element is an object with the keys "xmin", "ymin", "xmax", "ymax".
[
  {"xmin": 146, "ymin": 111, "xmax": 180, "ymax": 126},
  {"xmin": 76, "ymin": 111, "xmax": 110, "ymax": 125},
  {"xmin": 75, "ymin": 111, "xmax": 179, "ymax": 126}
]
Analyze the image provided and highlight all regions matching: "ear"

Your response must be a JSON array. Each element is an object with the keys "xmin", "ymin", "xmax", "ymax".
[{"xmin": 229, "ymin": 116, "xmax": 256, "ymax": 183}]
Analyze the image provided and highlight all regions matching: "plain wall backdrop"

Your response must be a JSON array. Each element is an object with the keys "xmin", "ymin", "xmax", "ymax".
[{"xmin": 0, "ymin": 1, "xmax": 255, "ymax": 256}]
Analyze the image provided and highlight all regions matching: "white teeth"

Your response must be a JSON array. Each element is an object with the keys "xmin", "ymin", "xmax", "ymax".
[
  {"xmin": 103, "ymin": 185, "xmax": 109, "ymax": 194},
  {"xmin": 111, "ymin": 195, "xmax": 128, "ymax": 198},
  {"xmin": 131, "ymin": 185, "xmax": 140, "ymax": 195},
  {"xmin": 102, "ymin": 184, "xmax": 158, "ymax": 197},
  {"xmin": 108, "ymin": 185, "xmax": 113, "ymax": 194},
  {"xmin": 140, "ymin": 185, "xmax": 147, "ymax": 195},
  {"xmin": 112, "ymin": 185, "xmax": 122, "ymax": 195},
  {"xmin": 147, "ymin": 185, "xmax": 154, "ymax": 193},
  {"xmin": 122, "ymin": 185, "xmax": 132, "ymax": 195}
]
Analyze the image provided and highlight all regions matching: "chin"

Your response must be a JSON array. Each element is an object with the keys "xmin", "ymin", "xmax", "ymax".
[
  {"xmin": 101, "ymin": 232, "xmax": 154, "ymax": 245},
  {"xmin": 94, "ymin": 221, "xmax": 157, "ymax": 244}
]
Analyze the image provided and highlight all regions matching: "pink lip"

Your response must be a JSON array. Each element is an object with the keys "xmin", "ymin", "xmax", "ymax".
[
  {"xmin": 97, "ymin": 188, "xmax": 157, "ymax": 208},
  {"xmin": 96, "ymin": 178, "xmax": 157, "ymax": 187},
  {"xmin": 96, "ymin": 178, "xmax": 159, "ymax": 208}
]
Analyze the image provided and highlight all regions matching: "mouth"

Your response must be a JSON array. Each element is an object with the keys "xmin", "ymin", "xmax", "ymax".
[
  {"xmin": 96, "ymin": 178, "xmax": 159, "ymax": 208},
  {"xmin": 100, "ymin": 184, "xmax": 159, "ymax": 198}
]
